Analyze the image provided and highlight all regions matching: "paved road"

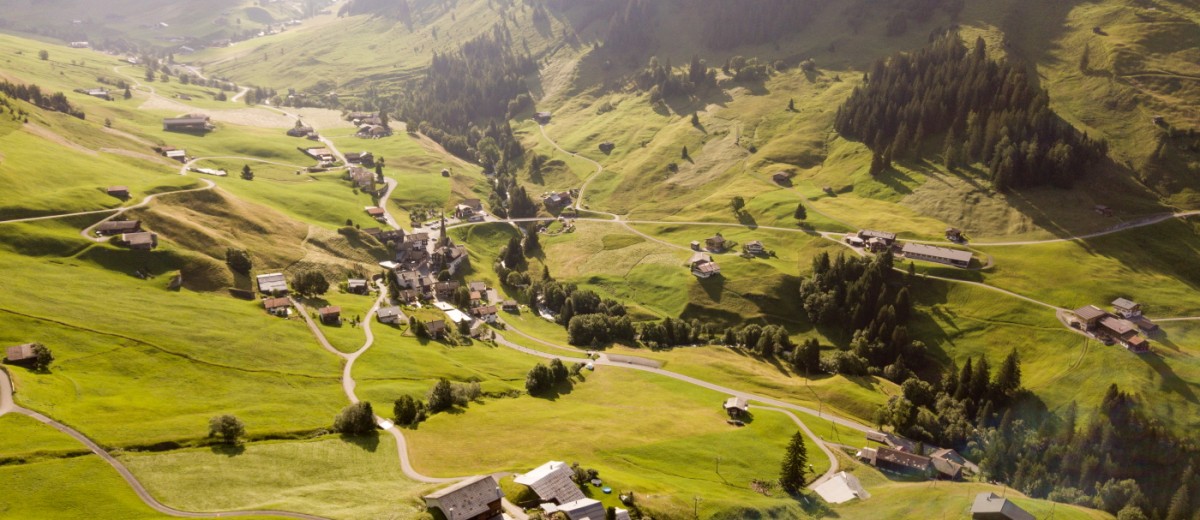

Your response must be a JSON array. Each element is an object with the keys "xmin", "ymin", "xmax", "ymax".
[
  {"xmin": 756, "ymin": 407, "xmax": 840, "ymax": 490},
  {"xmin": 0, "ymin": 368, "xmax": 327, "ymax": 520}
]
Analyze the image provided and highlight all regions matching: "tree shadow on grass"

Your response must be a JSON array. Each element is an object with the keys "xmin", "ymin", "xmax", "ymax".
[
  {"xmin": 1138, "ymin": 351, "xmax": 1199, "ymax": 404},
  {"xmin": 530, "ymin": 380, "xmax": 576, "ymax": 402},
  {"xmin": 209, "ymin": 443, "xmax": 245, "ymax": 457},
  {"xmin": 340, "ymin": 432, "xmax": 380, "ymax": 453}
]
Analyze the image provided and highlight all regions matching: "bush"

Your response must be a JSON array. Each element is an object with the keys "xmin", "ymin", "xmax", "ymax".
[
  {"xmin": 393, "ymin": 395, "xmax": 426, "ymax": 426},
  {"xmin": 427, "ymin": 378, "xmax": 454, "ymax": 413},
  {"xmin": 208, "ymin": 415, "xmax": 245, "ymax": 444},
  {"xmin": 334, "ymin": 401, "xmax": 376, "ymax": 435}
]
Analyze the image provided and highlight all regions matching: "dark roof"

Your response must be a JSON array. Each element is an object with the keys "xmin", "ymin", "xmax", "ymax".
[
  {"xmin": 1073, "ymin": 305, "xmax": 1108, "ymax": 321},
  {"xmin": 97, "ymin": 220, "xmax": 141, "ymax": 232},
  {"xmin": 971, "ymin": 492, "xmax": 1035, "ymax": 520},
  {"xmin": 1100, "ymin": 316, "xmax": 1136, "ymax": 336},
  {"xmin": 1112, "ymin": 298, "xmax": 1139, "ymax": 310},
  {"xmin": 123, "ymin": 232, "xmax": 157, "ymax": 247},
  {"xmin": 902, "ymin": 243, "xmax": 974, "ymax": 264},
  {"xmin": 319, "ymin": 306, "xmax": 341, "ymax": 316},
  {"xmin": 473, "ymin": 305, "xmax": 497, "ymax": 316},
  {"xmin": 163, "ymin": 116, "xmax": 209, "ymax": 125},
  {"xmin": 263, "ymin": 297, "xmax": 290, "ymax": 310},
  {"xmin": 875, "ymin": 446, "xmax": 932, "ymax": 471},
  {"xmin": 931, "ymin": 457, "xmax": 963, "ymax": 479},
  {"xmin": 859, "ymin": 229, "xmax": 897, "ymax": 241},
  {"xmin": 423, "ymin": 475, "xmax": 503, "ymax": 520},
  {"xmin": 377, "ymin": 307, "xmax": 402, "ymax": 319},
  {"xmin": 427, "ymin": 320, "xmax": 447, "ymax": 332}
]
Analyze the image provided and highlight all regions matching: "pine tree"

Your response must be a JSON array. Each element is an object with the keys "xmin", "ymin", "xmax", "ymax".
[
  {"xmin": 788, "ymin": 98, "xmax": 795, "ymax": 111},
  {"xmin": 793, "ymin": 202, "xmax": 807, "ymax": 220},
  {"xmin": 869, "ymin": 152, "xmax": 885, "ymax": 176},
  {"xmin": 994, "ymin": 348, "xmax": 1022, "ymax": 401},
  {"xmin": 1165, "ymin": 480, "xmax": 1190, "ymax": 520},
  {"xmin": 241, "ymin": 164, "xmax": 254, "ymax": 181},
  {"xmin": 682, "ymin": 146, "xmax": 689, "ymax": 159},
  {"xmin": 779, "ymin": 430, "xmax": 809, "ymax": 494}
]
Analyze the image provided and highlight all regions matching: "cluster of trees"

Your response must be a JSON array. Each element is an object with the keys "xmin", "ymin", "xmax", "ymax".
[
  {"xmin": 525, "ymin": 279, "xmax": 635, "ymax": 347},
  {"xmin": 798, "ymin": 251, "xmax": 920, "ymax": 377},
  {"xmin": 876, "ymin": 350, "xmax": 1023, "ymax": 448},
  {"xmin": 333, "ymin": 401, "xmax": 376, "ymax": 435},
  {"xmin": 392, "ymin": 378, "xmax": 482, "ymax": 426},
  {"xmin": 721, "ymin": 56, "xmax": 772, "ymax": 83},
  {"xmin": 292, "ymin": 270, "xmax": 329, "ymax": 296},
  {"xmin": 632, "ymin": 55, "xmax": 716, "ymax": 102},
  {"xmin": 0, "ymin": 80, "xmax": 84, "ymax": 119},
  {"xmin": 525, "ymin": 358, "xmax": 576, "ymax": 395},
  {"xmin": 224, "ymin": 248, "xmax": 253, "ymax": 274},
  {"xmin": 981, "ymin": 385, "xmax": 1200, "ymax": 519},
  {"xmin": 834, "ymin": 35, "xmax": 1108, "ymax": 190}
]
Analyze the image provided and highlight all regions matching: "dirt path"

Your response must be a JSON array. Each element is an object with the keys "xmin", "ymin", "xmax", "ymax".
[
  {"xmin": 757, "ymin": 407, "xmax": 841, "ymax": 490},
  {"xmin": 0, "ymin": 368, "xmax": 328, "ymax": 520}
]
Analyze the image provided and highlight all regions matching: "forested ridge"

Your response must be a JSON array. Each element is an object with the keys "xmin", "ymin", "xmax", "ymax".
[{"xmin": 835, "ymin": 35, "xmax": 1108, "ymax": 191}]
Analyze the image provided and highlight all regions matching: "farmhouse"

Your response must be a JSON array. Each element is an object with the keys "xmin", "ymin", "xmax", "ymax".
[
  {"xmin": 107, "ymin": 186, "xmax": 130, "ymax": 199},
  {"xmin": 256, "ymin": 273, "xmax": 289, "ymax": 295},
  {"xmin": 454, "ymin": 204, "xmax": 478, "ymax": 220},
  {"xmin": 347, "ymin": 278, "xmax": 369, "ymax": 294},
  {"xmin": 305, "ymin": 148, "xmax": 335, "ymax": 163},
  {"xmin": 348, "ymin": 167, "xmax": 376, "ymax": 191},
  {"xmin": 80, "ymin": 88, "xmax": 111, "ymax": 100},
  {"xmin": 377, "ymin": 306, "xmax": 404, "ymax": 325},
  {"xmin": 690, "ymin": 253, "xmax": 721, "ymax": 279},
  {"xmin": 120, "ymin": 232, "xmax": 158, "ymax": 250},
  {"xmin": 743, "ymin": 240, "xmax": 766, "ymax": 255},
  {"xmin": 263, "ymin": 297, "xmax": 291, "ymax": 317},
  {"xmin": 971, "ymin": 492, "xmax": 1034, "ymax": 520},
  {"xmin": 468, "ymin": 281, "xmax": 488, "ymax": 294},
  {"xmin": 319, "ymin": 306, "xmax": 342, "ymax": 324},
  {"xmin": 435, "ymin": 281, "xmax": 461, "ymax": 301},
  {"xmin": 813, "ymin": 471, "xmax": 869, "ymax": 505},
  {"xmin": 1125, "ymin": 335, "xmax": 1150, "ymax": 353},
  {"xmin": 724, "ymin": 396, "xmax": 749, "ymax": 418},
  {"xmin": 4, "ymin": 344, "xmax": 37, "ymax": 365},
  {"xmin": 704, "ymin": 234, "xmax": 727, "ymax": 252},
  {"xmin": 472, "ymin": 305, "xmax": 498, "ymax": 323},
  {"xmin": 1111, "ymin": 298, "xmax": 1142, "ymax": 318},
  {"xmin": 1099, "ymin": 316, "xmax": 1138, "ymax": 341},
  {"xmin": 1071, "ymin": 305, "xmax": 1108, "ymax": 330},
  {"xmin": 902, "ymin": 243, "xmax": 973, "ymax": 268},
  {"xmin": 544, "ymin": 192, "xmax": 573, "ymax": 208},
  {"xmin": 931, "ymin": 457, "xmax": 964, "ymax": 480},
  {"xmin": 422, "ymin": 475, "xmax": 504, "ymax": 520},
  {"xmin": 344, "ymin": 152, "xmax": 375, "ymax": 166},
  {"xmin": 514, "ymin": 461, "xmax": 587, "ymax": 504},
  {"xmin": 163, "ymin": 115, "xmax": 213, "ymax": 133},
  {"xmin": 96, "ymin": 219, "xmax": 141, "ymax": 236},
  {"xmin": 844, "ymin": 234, "xmax": 866, "ymax": 247},
  {"xmin": 858, "ymin": 229, "xmax": 897, "ymax": 244},
  {"xmin": 426, "ymin": 320, "xmax": 447, "ymax": 339},
  {"xmin": 433, "ymin": 244, "xmax": 470, "ymax": 276},
  {"xmin": 858, "ymin": 446, "xmax": 933, "ymax": 477},
  {"xmin": 286, "ymin": 125, "xmax": 314, "ymax": 138},
  {"xmin": 541, "ymin": 498, "xmax": 606, "ymax": 520},
  {"xmin": 365, "ymin": 207, "xmax": 387, "ymax": 220},
  {"xmin": 502, "ymin": 300, "xmax": 520, "ymax": 312},
  {"xmin": 945, "ymin": 228, "xmax": 964, "ymax": 241}
]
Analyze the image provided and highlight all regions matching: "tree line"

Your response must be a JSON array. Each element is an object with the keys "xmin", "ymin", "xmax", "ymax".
[
  {"xmin": 0, "ymin": 80, "xmax": 84, "ymax": 120},
  {"xmin": 834, "ymin": 34, "xmax": 1108, "ymax": 191}
]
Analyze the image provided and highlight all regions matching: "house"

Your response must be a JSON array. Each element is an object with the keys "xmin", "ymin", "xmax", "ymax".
[
  {"xmin": 469, "ymin": 320, "xmax": 489, "ymax": 338},
  {"xmin": 4, "ymin": 344, "xmax": 38, "ymax": 365},
  {"xmin": 319, "ymin": 306, "xmax": 342, "ymax": 324},
  {"xmin": 502, "ymin": 300, "xmax": 520, "ymax": 312},
  {"xmin": 845, "ymin": 234, "xmax": 866, "ymax": 248},
  {"xmin": 690, "ymin": 240, "xmax": 701, "ymax": 250},
  {"xmin": 347, "ymin": 112, "xmax": 376, "ymax": 123},
  {"xmin": 690, "ymin": 253, "xmax": 721, "ymax": 279},
  {"xmin": 1112, "ymin": 298, "xmax": 1142, "ymax": 318},
  {"xmin": 858, "ymin": 446, "xmax": 933, "ymax": 477},
  {"xmin": 902, "ymin": 243, "xmax": 974, "ymax": 268},
  {"xmin": 376, "ymin": 307, "xmax": 403, "ymax": 325},
  {"xmin": 96, "ymin": 219, "xmax": 141, "ymax": 236},
  {"xmin": 704, "ymin": 234, "xmax": 727, "ymax": 252},
  {"xmin": 305, "ymin": 148, "xmax": 335, "ymax": 162},
  {"xmin": 120, "ymin": 232, "xmax": 158, "ymax": 250},
  {"xmin": 858, "ymin": 230, "xmax": 897, "ymax": 244},
  {"xmin": 743, "ymin": 240, "xmax": 766, "ymax": 255},
  {"xmin": 84, "ymin": 88, "xmax": 112, "ymax": 100},
  {"xmin": 349, "ymin": 167, "xmax": 377, "ymax": 191},
  {"xmin": 1072, "ymin": 305, "xmax": 1108, "ymax": 330},
  {"xmin": 1125, "ymin": 335, "xmax": 1150, "ymax": 353},
  {"xmin": 544, "ymin": 192, "xmax": 573, "ymax": 208},
  {"xmin": 813, "ymin": 471, "xmax": 870, "ymax": 505},
  {"xmin": 533, "ymin": 112, "xmax": 552, "ymax": 124},
  {"xmin": 1099, "ymin": 316, "xmax": 1138, "ymax": 341},
  {"xmin": 472, "ymin": 305, "xmax": 499, "ymax": 324},
  {"xmin": 347, "ymin": 278, "xmax": 369, "ymax": 294},
  {"xmin": 931, "ymin": 457, "xmax": 964, "ymax": 480},
  {"xmin": 433, "ymin": 245, "xmax": 470, "ymax": 276},
  {"xmin": 461, "ymin": 199, "xmax": 484, "ymax": 213},
  {"xmin": 365, "ymin": 207, "xmax": 387, "ymax": 220},
  {"xmin": 468, "ymin": 281, "xmax": 488, "ymax": 294},
  {"xmin": 256, "ymin": 273, "xmax": 289, "ymax": 295},
  {"xmin": 514, "ymin": 461, "xmax": 587, "ymax": 504},
  {"xmin": 435, "ymin": 281, "xmax": 461, "ymax": 301},
  {"xmin": 263, "ymin": 297, "xmax": 291, "ymax": 317},
  {"xmin": 344, "ymin": 152, "xmax": 375, "ymax": 166},
  {"xmin": 971, "ymin": 492, "xmax": 1035, "ymax": 520},
  {"xmin": 286, "ymin": 125, "xmax": 314, "ymax": 138},
  {"xmin": 541, "ymin": 498, "xmax": 606, "ymax": 520},
  {"xmin": 771, "ymin": 172, "xmax": 791, "ymax": 185},
  {"xmin": 426, "ymin": 320, "xmax": 447, "ymax": 339},
  {"xmin": 422, "ymin": 475, "xmax": 504, "ymax": 520},
  {"xmin": 1094, "ymin": 205, "xmax": 1114, "ymax": 217},
  {"xmin": 930, "ymin": 448, "xmax": 968, "ymax": 467},
  {"xmin": 469, "ymin": 291, "xmax": 483, "ymax": 306},
  {"xmin": 724, "ymin": 397, "xmax": 749, "ymax": 418},
  {"xmin": 165, "ymin": 149, "xmax": 187, "ymax": 162},
  {"xmin": 107, "ymin": 186, "xmax": 130, "ymax": 199},
  {"xmin": 454, "ymin": 204, "xmax": 477, "ymax": 220},
  {"xmin": 396, "ymin": 289, "xmax": 421, "ymax": 304},
  {"xmin": 162, "ymin": 115, "xmax": 213, "ymax": 133}
]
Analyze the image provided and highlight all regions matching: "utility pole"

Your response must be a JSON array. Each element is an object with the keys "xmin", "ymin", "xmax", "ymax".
[
  {"xmin": 693, "ymin": 496, "xmax": 701, "ymax": 519},
  {"xmin": 715, "ymin": 455, "xmax": 722, "ymax": 476}
]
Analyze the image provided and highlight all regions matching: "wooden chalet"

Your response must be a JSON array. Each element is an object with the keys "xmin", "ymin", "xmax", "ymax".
[
  {"xmin": 376, "ymin": 306, "xmax": 404, "ymax": 325},
  {"xmin": 120, "ymin": 232, "xmax": 158, "ymax": 250},
  {"xmin": 4, "ymin": 344, "xmax": 38, "ymax": 365},
  {"xmin": 723, "ymin": 397, "xmax": 749, "ymax": 418},
  {"xmin": 319, "ymin": 306, "xmax": 342, "ymax": 324},
  {"xmin": 263, "ymin": 297, "xmax": 291, "ymax": 317},
  {"xmin": 704, "ymin": 234, "xmax": 727, "ymax": 252},
  {"xmin": 422, "ymin": 475, "xmax": 504, "ymax": 520},
  {"xmin": 106, "ymin": 186, "xmax": 130, "ymax": 199},
  {"xmin": 426, "ymin": 320, "xmax": 447, "ymax": 339},
  {"xmin": 96, "ymin": 219, "xmax": 141, "ymax": 236},
  {"xmin": 163, "ymin": 115, "xmax": 213, "ymax": 133},
  {"xmin": 347, "ymin": 278, "xmax": 369, "ymax": 295}
]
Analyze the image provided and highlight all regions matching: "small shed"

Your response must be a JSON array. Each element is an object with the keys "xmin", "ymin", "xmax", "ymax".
[
  {"xmin": 347, "ymin": 278, "xmax": 369, "ymax": 295},
  {"xmin": 107, "ymin": 186, "xmax": 130, "ymax": 199},
  {"xmin": 723, "ymin": 396, "xmax": 749, "ymax": 418},
  {"xmin": 4, "ymin": 344, "xmax": 38, "ymax": 365},
  {"xmin": 502, "ymin": 300, "xmax": 520, "ymax": 312},
  {"xmin": 121, "ymin": 232, "xmax": 158, "ymax": 250},
  {"xmin": 319, "ymin": 306, "xmax": 342, "ymax": 324}
]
